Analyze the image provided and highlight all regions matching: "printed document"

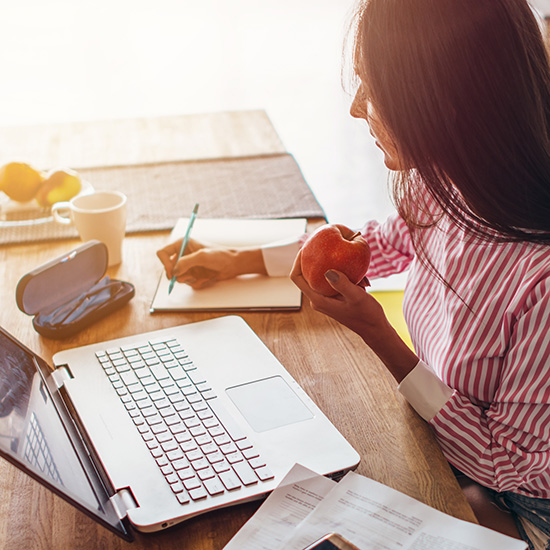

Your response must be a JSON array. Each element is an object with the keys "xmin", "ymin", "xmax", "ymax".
[{"xmin": 223, "ymin": 464, "xmax": 527, "ymax": 550}]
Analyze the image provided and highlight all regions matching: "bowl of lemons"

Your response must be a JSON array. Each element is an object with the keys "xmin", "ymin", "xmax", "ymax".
[{"xmin": 0, "ymin": 162, "xmax": 93, "ymax": 226}]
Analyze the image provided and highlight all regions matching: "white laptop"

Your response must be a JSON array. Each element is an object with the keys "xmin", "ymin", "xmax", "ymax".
[{"xmin": 0, "ymin": 315, "xmax": 360, "ymax": 541}]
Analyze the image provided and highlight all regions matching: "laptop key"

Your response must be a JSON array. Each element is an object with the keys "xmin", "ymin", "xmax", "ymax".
[
  {"xmin": 185, "ymin": 449, "xmax": 203, "ymax": 462},
  {"xmin": 232, "ymin": 461, "xmax": 258, "ymax": 486},
  {"xmin": 203, "ymin": 477, "xmax": 225, "ymax": 496},
  {"xmin": 180, "ymin": 440, "xmax": 197, "ymax": 453},
  {"xmin": 166, "ymin": 448, "xmax": 184, "ymax": 461},
  {"xmin": 197, "ymin": 409, "xmax": 214, "ymax": 421},
  {"xmin": 156, "ymin": 432, "xmax": 173, "ymax": 444},
  {"xmin": 141, "ymin": 430, "xmax": 155, "ymax": 442},
  {"xmin": 219, "ymin": 442, "xmax": 238, "ymax": 455},
  {"xmin": 170, "ymin": 481, "xmax": 185, "ymax": 494},
  {"xmin": 248, "ymin": 457, "xmax": 266, "ymax": 469},
  {"xmin": 174, "ymin": 401, "xmax": 191, "ymax": 413},
  {"xmin": 150, "ymin": 447, "xmax": 164, "ymax": 459},
  {"xmin": 213, "ymin": 460, "xmax": 231, "ymax": 474},
  {"xmin": 219, "ymin": 470, "xmax": 241, "ymax": 491},
  {"xmin": 165, "ymin": 415, "xmax": 181, "ymax": 427},
  {"xmin": 188, "ymin": 486, "xmax": 208, "ymax": 501},
  {"xmin": 161, "ymin": 440, "xmax": 179, "ymax": 453},
  {"xmin": 190, "ymin": 425, "xmax": 207, "ymax": 437},
  {"xmin": 165, "ymin": 473, "xmax": 180, "ymax": 485},
  {"xmin": 206, "ymin": 450, "xmax": 225, "ymax": 465},
  {"xmin": 242, "ymin": 447, "xmax": 260, "ymax": 460},
  {"xmin": 188, "ymin": 370, "xmax": 206, "ymax": 385},
  {"xmin": 176, "ymin": 492, "xmax": 190, "ymax": 505},
  {"xmin": 133, "ymin": 391, "xmax": 149, "ymax": 402},
  {"xmin": 151, "ymin": 423, "xmax": 168, "ymax": 435},
  {"xmin": 236, "ymin": 438, "xmax": 253, "ymax": 451},
  {"xmin": 140, "ymin": 376, "xmax": 157, "ymax": 387},
  {"xmin": 160, "ymin": 465, "xmax": 174, "ymax": 476},
  {"xmin": 171, "ymin": 457, "xmax": 190, "ymax": 470},
  {"xmin": 154, "ymin": 397, "xmax": 171, "ymax": 410},
  {"xmin": 174, "ymin": 431, "xmax": 192, "ymax": 444},
  {"xmin": 145, "ymin": 414, "xmax": 163, "ymax": 426},
  {"xmin": 177, "ymin": 468, "xmax": 196, "ymax": 481},
  {"xmin": 183, "ymin": 477, "xmax": 201, "ymax": 491},
  {"xmin": 120, "ymin": 371, "xmax": 139, "ymax": 386},
  {"xmin": 191, "ymin": 458, "xmax": 210, "ymax": 471},
  {"xmin": 156, "ymin": 455, "xmax": 169, "ymax": 467},
  {"xmin": 255, "ymin": 466, "xmax": 274, "ymax": 481},
  {"xmin": 197, "ymin": 466, "xmax": 216, "ymax": 480},
  {"xmin": 150, "ymin": 364, "xmax": 169, "ymax": 380},
  {"xmin": 169, "ymin": 366, "xmax": 187, "ymax": 380},
  {"xmin": 159, "ymin": 379, "xmax": 175, "ymax": 390},
  {"xmin": 169, "ymin": 423, "xmax": 187, "ymax": 435},
  {"xmin": 198, "ymin": 442, "xmax": 217, "ymax": 455},
  {"xmin": 184, "ymin": 417, "xmax": 201, "ymax": 429}
]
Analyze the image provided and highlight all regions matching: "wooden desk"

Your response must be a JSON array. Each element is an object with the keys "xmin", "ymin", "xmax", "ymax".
[{"xmin": 0, "ymin": 113, "xmax": 475, "ymax": 549}]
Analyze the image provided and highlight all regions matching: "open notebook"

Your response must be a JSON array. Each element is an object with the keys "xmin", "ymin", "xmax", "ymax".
[{"xmin": 150, "ymin": 218, "xmax": 306, "ymax": 312}]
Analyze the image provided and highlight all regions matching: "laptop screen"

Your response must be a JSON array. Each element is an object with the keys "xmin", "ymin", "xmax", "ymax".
[{"xmin": 0, "ymin": 327, "xmax": 131, "ymax": 540}]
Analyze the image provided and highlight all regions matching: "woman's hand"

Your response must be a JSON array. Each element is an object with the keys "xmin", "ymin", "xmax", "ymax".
[
  {"xmin": 290, "ymin": 249, "xmax": 418, "ymax": 382},
  {"xmin": 156, "ymin": 239, "xmax": 266, "ymax": 290}
]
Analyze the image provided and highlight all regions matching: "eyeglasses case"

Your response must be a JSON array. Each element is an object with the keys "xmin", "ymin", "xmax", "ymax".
[{"xmin": 16, "ymin": 240, "xmax": 135, "ymax": 339}]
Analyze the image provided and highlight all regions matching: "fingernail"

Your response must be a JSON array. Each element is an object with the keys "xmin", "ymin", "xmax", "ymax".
[{"xmin": 325, "ymin": 270, "xmax": 339, "ymax": 283}]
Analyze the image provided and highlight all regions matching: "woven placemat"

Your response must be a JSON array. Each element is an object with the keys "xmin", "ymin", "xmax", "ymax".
[{"xmin": 0, "ymin": 154, "xmax": 325, "ymax": 245}]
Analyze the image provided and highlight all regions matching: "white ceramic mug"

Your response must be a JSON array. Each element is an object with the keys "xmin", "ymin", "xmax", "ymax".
[{"xmin": 52, "ymin": 191, "xmax": 127, "ymax": 266}]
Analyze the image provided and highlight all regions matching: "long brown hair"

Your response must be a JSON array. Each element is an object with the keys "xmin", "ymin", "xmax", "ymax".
[{"xmin": 352, "ymin": 0, "xmax": 550, "ymax": 249}]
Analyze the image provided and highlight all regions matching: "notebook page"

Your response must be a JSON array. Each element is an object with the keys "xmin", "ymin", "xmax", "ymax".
[{"xmin": 150, "ymin": 218, "xmax": 306, "ymax": 312}]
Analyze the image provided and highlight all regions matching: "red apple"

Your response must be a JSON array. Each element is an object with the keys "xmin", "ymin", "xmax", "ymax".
[{"xmin": 301, "ymin": 224, "xmax": 371, "ymax": 296}]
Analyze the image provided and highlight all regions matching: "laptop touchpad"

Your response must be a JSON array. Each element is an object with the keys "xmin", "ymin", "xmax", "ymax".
[{"xmin": 226, "ymin": 376, "xmax": 313, "ymax": 432}]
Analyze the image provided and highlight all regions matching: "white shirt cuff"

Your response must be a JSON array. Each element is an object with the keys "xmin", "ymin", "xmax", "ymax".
[
  {"xmin": 261, "ymin": 238, "xmax": 302, "ymax": 277},
  {"xmin": 397, "ymin": 360, "xmax": 454, "ymax": 421}
]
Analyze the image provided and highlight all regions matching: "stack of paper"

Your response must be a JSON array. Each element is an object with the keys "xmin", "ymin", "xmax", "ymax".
[{"xmin": 223, "ymin": 464, "xmax": 527, "ymax": 550}]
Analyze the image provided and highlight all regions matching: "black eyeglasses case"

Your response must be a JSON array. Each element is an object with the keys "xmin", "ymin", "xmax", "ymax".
[{"xmin": 16, "ymin": 240, "xmax": 135, "ymax": 339}]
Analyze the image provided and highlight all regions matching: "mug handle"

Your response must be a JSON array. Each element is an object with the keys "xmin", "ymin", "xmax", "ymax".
[{"xmin": 51, "ymin": 202, "xmax": 73, "ymax": 225}]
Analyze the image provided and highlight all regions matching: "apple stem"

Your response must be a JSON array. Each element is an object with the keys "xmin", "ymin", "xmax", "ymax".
[{"xmin": 350, "ymin": 231, "xmax": 362, "ymax": 240}]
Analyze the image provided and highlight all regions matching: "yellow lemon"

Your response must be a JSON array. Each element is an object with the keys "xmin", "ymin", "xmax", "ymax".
[
  {"xmin": 36, "ymin": 168, "xmax": 82, "ymax": 207},
  {"xmin": 0, "ymin": 162, "xmax": 44, "ymax": 202}
]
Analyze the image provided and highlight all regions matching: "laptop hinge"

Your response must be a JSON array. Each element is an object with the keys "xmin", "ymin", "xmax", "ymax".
[
  {"xmin": 49, "ymin": 365, "xmax": 73, "ymax": 390},
  {"xmin": 109, "ymin": 488, "xmax": 139, "ymax": 520}
]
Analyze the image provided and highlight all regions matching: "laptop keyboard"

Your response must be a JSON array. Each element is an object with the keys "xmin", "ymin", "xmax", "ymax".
[{"xmin": 95, "ymin": 337, "xmax": 274, "ymax": 505}]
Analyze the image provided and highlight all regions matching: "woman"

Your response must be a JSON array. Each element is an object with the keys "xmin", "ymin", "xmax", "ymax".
[{"xmin": 157, "ymin": 1, "xmax": 550, "ymax": 547}]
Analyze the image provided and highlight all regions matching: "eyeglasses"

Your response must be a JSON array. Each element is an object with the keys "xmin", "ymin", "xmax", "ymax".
[{"xmin": 41, "ymin": 277, "xmax": 125, "ymax": 327}]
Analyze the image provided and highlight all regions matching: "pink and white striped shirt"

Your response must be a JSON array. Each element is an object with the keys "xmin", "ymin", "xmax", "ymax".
[{"xmin": 364, "ymin": 212, "xmax": 550, "ymax": 498}]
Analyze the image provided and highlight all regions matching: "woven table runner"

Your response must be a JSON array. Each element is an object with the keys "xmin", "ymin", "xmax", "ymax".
[{"xmin": 0, "ymin": 153, "xmax": 325, "ymax": 245}]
